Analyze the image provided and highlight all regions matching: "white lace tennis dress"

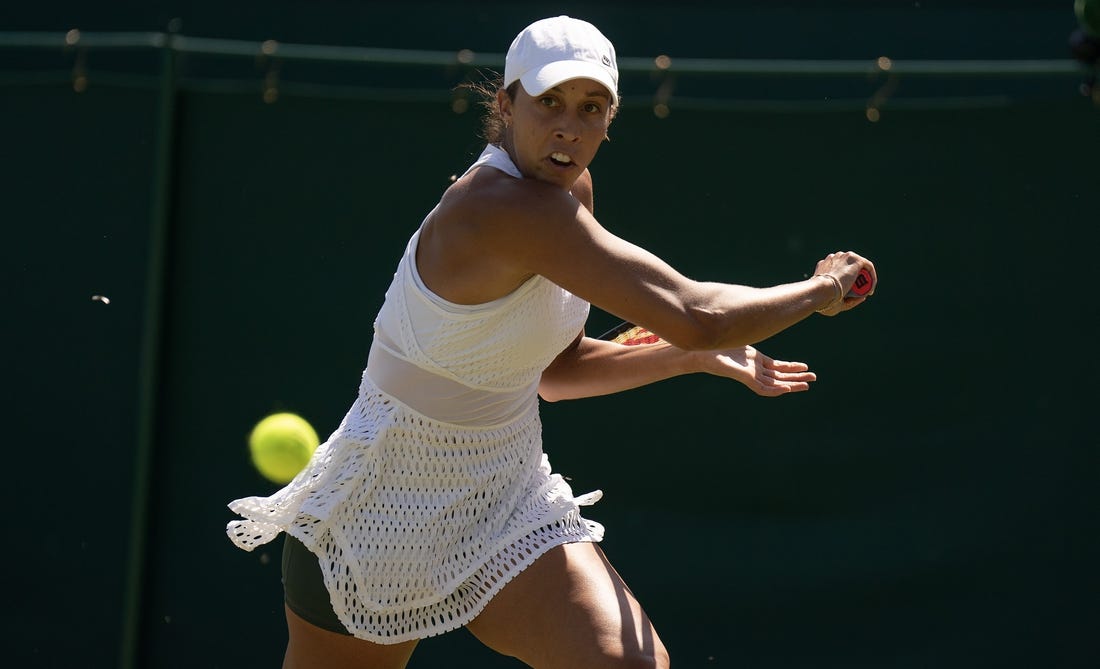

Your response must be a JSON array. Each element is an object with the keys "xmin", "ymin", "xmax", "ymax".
[{"xmin": 226, "ymin": 144, "xmax": 603, "ymax": 644}]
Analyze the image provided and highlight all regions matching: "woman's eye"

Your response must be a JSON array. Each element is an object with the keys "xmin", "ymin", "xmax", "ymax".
[
  {"xmin": 539, "ymin": 97, "xmax": 558, "ymax": 107},
  {"xmin": 584, "ymin": 103, "xmax": 602, "ymax": 113}
]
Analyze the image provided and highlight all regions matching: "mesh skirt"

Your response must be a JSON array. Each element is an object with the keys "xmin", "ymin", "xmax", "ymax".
[{"xmin": 227, "ymin": 374, "xmax": 603, "ymax": 643}]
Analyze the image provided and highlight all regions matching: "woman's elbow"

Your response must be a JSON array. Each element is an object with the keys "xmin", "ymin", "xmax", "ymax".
[{"xmin": 661, "ymin": 309, "xmax": 729, "ymax": 351}]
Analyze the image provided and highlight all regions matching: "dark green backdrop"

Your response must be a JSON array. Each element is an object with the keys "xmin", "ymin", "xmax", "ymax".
[{"xmin": 4, "ymin": 2, "xmax": 1098, "ymax": 668}]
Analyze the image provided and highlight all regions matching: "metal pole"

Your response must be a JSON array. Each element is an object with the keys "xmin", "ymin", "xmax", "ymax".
[{"xmin": 119, "ymin": 28, "xmax": 178, "ymax": 669}]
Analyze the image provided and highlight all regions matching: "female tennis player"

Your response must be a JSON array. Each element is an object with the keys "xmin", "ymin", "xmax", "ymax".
[{"xmin": 227, "ymin": 15, "xmax": 875, "ymax": 669}]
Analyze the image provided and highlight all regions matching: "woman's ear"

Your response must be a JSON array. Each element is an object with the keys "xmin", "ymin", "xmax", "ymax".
[{"xmin": 497, "ymin": 88, "xmax": 513, "ymax": 127}]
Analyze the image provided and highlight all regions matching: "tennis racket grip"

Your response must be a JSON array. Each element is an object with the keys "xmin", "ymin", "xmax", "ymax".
[{"xmin": 847, "ymin": 267, "xmax": 873, "ymax": 297}]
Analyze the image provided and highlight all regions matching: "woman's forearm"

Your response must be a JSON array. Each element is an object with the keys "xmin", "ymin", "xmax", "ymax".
[
  {"xmin": 669, "ymin": 275, "xmax": 839, "ymax": 351},
  {"xmin": 538, "ymin": 336, "xmax": 701, "ymax": 402}
]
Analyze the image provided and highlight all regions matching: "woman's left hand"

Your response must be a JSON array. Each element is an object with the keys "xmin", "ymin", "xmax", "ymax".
[{"xmin": 698, "ymin": 346, "xmax": 816, "ymax": 397}]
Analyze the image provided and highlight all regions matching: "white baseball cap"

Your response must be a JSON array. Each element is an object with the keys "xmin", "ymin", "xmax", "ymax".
[{"xmin": 504, "ymin": 16, "xmax": 619, "ymax": 105}]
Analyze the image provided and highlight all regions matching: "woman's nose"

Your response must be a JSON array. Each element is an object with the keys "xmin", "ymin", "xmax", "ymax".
[
  {"xmin": 555, "ymin": 126, "xmax": 581, "ymax": 142},
  {"xmin": 554, "ymin": 113, "xmax": 583, "ymax": 141}
]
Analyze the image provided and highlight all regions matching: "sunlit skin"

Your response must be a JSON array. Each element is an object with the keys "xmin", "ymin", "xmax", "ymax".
[
  {"xmin": 498, "ymin": 79, "xmax": 613, "ymax": 190},
  {"xmin": 489, "ymin": 82, "xmax": 821, "ymax": 397},
  {"xmin": 285, "ymin": 75, "xmax": 877, "ymax": 669},
  {"xmin": 412, "ymin": 77, "xmax": 842, "ymax": 401},
  {"xmin": 279, "ymin": 21, "xmax": 877, "ymax": 668}
]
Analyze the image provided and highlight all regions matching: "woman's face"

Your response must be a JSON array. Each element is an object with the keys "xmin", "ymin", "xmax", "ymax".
[{"xmin": 499, "ymin": 78, "xmax": 614, "ymax": 189}]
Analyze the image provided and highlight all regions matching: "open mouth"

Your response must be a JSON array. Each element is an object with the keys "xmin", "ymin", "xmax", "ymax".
[{"xmin": 549, "ymin": 152, "xmax": 574, "ymax": 167}]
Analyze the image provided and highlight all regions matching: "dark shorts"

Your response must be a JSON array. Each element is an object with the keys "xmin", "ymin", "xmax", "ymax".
[{"xmin": 282, "ymin": 534, "xmax": 352, "ymax": 635}]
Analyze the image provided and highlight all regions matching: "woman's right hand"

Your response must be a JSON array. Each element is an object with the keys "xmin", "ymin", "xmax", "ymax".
[{"xmin": 813, "ymin": 251, "xmax": 877, "ymax": 316}]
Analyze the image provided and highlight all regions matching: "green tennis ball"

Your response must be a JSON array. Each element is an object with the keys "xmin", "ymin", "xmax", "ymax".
[
  {"xmin": 1079, "ymin": 0, "xmax": 1100, "ymax": 37},
  {"xmin": 248, "ymin": 412, "xmax": 320, "ymax": 484}
]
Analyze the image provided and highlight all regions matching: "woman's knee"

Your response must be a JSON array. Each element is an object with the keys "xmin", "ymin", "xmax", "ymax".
[{"xmin": 596, "ymin": 629, "xmax": 670, "ymax": 669}]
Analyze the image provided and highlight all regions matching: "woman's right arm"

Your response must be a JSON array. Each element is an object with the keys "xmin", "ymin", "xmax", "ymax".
[{"xmin": 473, "ymin": 176, "xmax": 875, "ymax": 351}]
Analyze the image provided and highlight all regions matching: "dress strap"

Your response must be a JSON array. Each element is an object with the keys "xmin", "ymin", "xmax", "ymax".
[{"xmin": 461, "ymin": 144, "xmax": 522, "ymax": 180}]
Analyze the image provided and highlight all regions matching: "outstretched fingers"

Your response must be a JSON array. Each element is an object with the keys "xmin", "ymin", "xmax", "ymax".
[
  {"xmin": 765, "ymin": 357, "xmax": 812, "ymax": 373},
  {"xmin": 754, "ymin": 355, "xmax": 816, "ymax": 396},
  {"xmin": 707, "ymin": 346, "xmax": 816, "ymax": 397}
]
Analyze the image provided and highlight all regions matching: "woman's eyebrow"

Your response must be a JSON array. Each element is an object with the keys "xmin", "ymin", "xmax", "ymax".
[{"xmin": 548, "ymin": 85, "xmax": 611, "ymax": 100}]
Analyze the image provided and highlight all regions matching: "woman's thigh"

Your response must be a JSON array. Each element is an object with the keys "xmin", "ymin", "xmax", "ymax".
[
  {"xmin": 465, "ymin": 542, "xmax": 669, "ymax": 669},
  {"xmin": 281, "ymin": 535, "xmax": 418, "ymax": 669},
  {"xmin": 283, "ymin": 606, "xmax": 419, "ymax": 669}
]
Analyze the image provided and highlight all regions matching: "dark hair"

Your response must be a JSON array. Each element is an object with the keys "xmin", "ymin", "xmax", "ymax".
[{"xmin": 458, "ymin": 73, "xmax": 517, "ymax": 145}]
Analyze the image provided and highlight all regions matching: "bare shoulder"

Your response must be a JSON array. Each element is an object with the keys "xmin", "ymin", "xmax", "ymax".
[
  {"xmin": 452, "ymin": 167, "xmax": 582, "ymax": 216},
  {"xmin": 416, "ymin": 167, "xmax": 588, "ymax": 303},
  {"xmin": 436, "ymin": 167, "xmax": 591, "ymax": 247},
  {"xmin": 424, "ymin": 165, "xmax": 706, "ymax": 345},
  {"xmin": 571, "ymin": 168, "xmax": 595, "ymax": 214}
]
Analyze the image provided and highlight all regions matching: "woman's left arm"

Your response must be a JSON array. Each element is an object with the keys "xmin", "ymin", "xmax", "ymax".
[{"xmin": 538, "ymin": 333, "xmax": 817, "ymax": 402}]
